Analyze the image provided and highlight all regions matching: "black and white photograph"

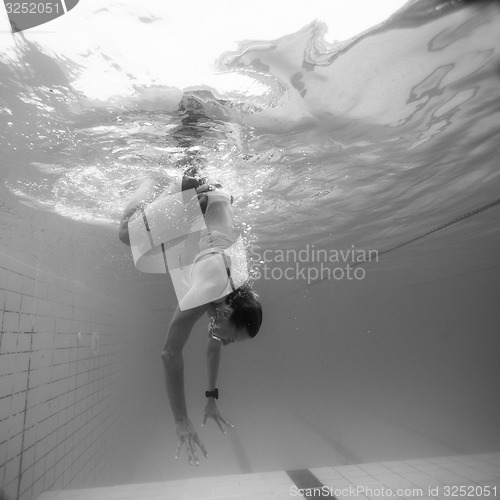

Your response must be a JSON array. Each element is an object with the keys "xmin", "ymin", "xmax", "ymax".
[{"xmin": 0, "ymin": 1, "xmax": 499, "ymax": 499}]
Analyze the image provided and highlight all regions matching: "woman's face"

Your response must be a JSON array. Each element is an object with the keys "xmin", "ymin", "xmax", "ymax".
[{"xmin": 209, "ymin": 304, "xmax": 250, "ymax": 345}]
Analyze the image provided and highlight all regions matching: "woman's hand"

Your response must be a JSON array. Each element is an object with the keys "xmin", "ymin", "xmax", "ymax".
[
  {"xmin": 202, "ymin": 398, "xmax": 234, "ymax": 435},
  {"xmin": 195, "ymin": 182, "xmax": 222, "ymax": 194},
  {"xmin": 175, "ymin": 416, "xmax": 208, "ymax": 466}
]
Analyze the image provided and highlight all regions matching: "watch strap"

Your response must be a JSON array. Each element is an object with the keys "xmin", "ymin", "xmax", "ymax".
[{"xmin": 205, "ymin": 388, "xmax": 218, "ymax": 399}]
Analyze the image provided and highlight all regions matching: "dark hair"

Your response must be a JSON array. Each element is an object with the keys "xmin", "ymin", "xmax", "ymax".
[{"xmin": 225, "ymin": 283, "xmax": 262, "ymax": 338}]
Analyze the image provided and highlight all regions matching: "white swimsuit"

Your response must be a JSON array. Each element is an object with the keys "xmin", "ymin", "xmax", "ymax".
[
  {"xmin": 186, "ymin": 191, "xmax": 236, "ymax": 293},
  {"xmin": 129, "ymin": 188, "xmax": 246, "ymax": 309}
]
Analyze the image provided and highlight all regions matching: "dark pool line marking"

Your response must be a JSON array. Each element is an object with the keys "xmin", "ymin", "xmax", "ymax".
[
  {"xmin": 161, "ymin": 242, "xmax": 168, "ymax": 273},
  {"xmin": 141, "ymin": 208, "xmax": 154, "ymax": 247},
  {"xmin": 286, "ymin": 469, "xmax": 337, "ymax": 499},
  {"xmin": 142, "ymin": 208, "xmax": 168, "ymax": 272}
]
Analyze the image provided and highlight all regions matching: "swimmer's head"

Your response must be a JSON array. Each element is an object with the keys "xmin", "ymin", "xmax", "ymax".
[
  {"xmin": 209, "ymin": 284, "xmax": 262, "ymax": 344},
  {"xmin": 226, "ymin": 284, "xmax": 262, "ymax": 339}
]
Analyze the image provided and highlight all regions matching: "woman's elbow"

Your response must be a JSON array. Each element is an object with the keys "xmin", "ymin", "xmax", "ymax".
[
  {"xmin": 161, "ymin": 325, "xmax": 185, "ymax": 362},
  {"xmin": 161, "ymin": 347, "xmax": 173, "ymax": 361},
  {"xmin": 161, "ymin": 346, "xmax": 182, "ymax": 367}
]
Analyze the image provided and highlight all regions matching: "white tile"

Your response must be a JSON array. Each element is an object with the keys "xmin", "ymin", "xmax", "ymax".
[{"xmin": 35, "ymin": 453, "xmax": 500, "ymax": 500}]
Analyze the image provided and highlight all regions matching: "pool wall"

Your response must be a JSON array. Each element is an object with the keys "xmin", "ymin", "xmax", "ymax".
[{"xmin": 0, "ymin": 205, "xmax": 158, "ymax": 500}]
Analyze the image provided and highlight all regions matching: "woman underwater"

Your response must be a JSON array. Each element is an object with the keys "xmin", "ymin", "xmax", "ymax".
[{"xmin": 118, "ymin": 98, "xmax": 263, "ymax": 466}]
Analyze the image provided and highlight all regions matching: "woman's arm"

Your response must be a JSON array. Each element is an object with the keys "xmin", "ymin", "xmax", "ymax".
[
  {"xmin": 202, "ymin": 336, "xmax": 234, "ymax": 434},
  {"xmin": 162, "ymin": 303, "xmax": 209, "ymax": 465},
  {"xmin": 206, "ymin": 336, "xmax": 222, "ymax": 393},
  {"xmin": 162, "ymin": 304, "xmax": 207, "ymax": 420}
]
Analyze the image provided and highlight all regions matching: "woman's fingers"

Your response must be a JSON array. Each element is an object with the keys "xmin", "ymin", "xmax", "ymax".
[
  {"xmin": 177, "ymin": 433, "xmax": 207, "ymax": 465},
  {"xmin": 175, "ymin": 436, "xmax": 184, "ymax": 460},
  {"xmin": 187, "ymin": 438, "xmax": 198, "ymax": 466},
  {"xmin": 220, "ymin": 416, "xmax": 234, "ymax": 428},
  {"xmin": 215, "ymin": 416, "xmax": 227, "ymax": 435},
  {"xmin": 194, "ymin": 434, "xmax": 209, "ymax": 458},
  {"xmin": 188, "ymin": 434, "xmax": 208, "ymax": 465},
  {"xmin": 174, "ymin": 418, "xmax": 209, "ymax": 465},
  {"xmin": 203, "ymin": 405, "xmax": 234, "ymax": 434}
]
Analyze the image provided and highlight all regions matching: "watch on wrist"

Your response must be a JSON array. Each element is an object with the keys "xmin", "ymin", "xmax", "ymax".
[{"xmin": 205, "ymin": 388, "xmax": 218, "ymax": 399}]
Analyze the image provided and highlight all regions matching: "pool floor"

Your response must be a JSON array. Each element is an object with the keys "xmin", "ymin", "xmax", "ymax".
[{"xmin": 35, "ymin": 452, "xmax": 500, "ymax": 500}]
